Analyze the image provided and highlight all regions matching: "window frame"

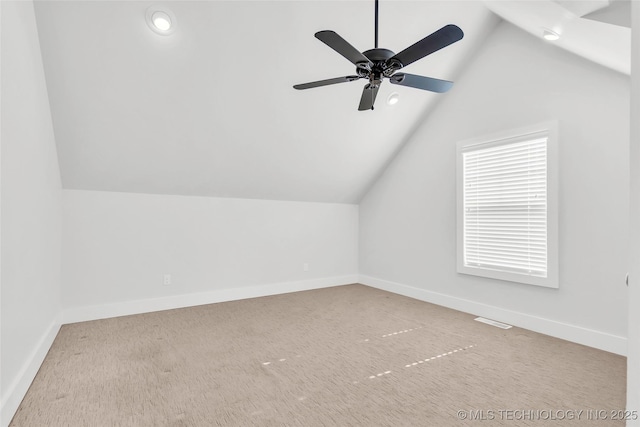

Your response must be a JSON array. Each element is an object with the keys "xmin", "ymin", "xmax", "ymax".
[{"xmin": 456, "ymin": 121, "xmax": 559, "ymax": 288}]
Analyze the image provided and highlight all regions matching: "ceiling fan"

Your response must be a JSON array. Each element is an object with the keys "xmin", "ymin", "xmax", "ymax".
[{"xmin": 293, "ymin": 0, "xmax": 464, "ymax": 111}]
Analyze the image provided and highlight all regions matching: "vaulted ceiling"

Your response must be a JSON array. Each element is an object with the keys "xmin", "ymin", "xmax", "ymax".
[{"xmin": 33, "ymin": 0, "xmax": 630, "ymax": 204}]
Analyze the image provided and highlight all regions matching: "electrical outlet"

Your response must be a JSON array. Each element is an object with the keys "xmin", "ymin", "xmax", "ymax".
[
  {"xmin": 303, "ymin": 263, "xmax": 309, "ymax": 272},
  {"xmin": 163, "ymin": 274, "xmax": 172, "ymax": 286}
]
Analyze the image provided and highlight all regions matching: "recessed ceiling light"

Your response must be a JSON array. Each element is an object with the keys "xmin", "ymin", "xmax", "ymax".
[
  {"xmin": 542, "ymin": 29, "xmax": 560, "ymax": 41},
  {"xmin": 146, "ymin": 7, "xmax": 176, "ymax": 35},
  {"xmin": 152, "ymin": 11, "xmax": 171, "ymax": 31},
  {"xmin": 387, "ymin": 92, "xmax": 400, "ymax": 106}
]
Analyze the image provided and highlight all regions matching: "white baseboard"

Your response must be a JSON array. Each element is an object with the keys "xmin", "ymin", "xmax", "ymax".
[
  {"xmin": 359, "ymin": 275, "xmax": 627, "ymax": 356},
  {"xmin": 63, "ymin": 275, "xmax": 359, "ymax": 324},
  {"xmin": 1, "ymin": 315, "xmax": 62, "ymax": 427}
]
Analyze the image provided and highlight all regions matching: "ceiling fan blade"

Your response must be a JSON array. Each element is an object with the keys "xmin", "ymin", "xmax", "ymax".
[
  {"xmin": 387, "ymin": 25, "xmax": 463, "ymax": 70},
  {"xmin": 315, "ymin": 31, "xmax": 373, "ymax": 69},
  {"xmin": 389, "ymin": 73, "xmax": 453, "ymax": 93},
  {"xmin": 294, "ymin": 75, "xmax": 361, "ymax": 90},
  {"xmin": 358, "ymin": 84, "xmax": 380, "ymax": 111}
]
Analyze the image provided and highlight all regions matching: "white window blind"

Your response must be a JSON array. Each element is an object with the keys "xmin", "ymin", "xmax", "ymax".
[{"xmin": 462, "ymin": 137, "xmax": 548, "ymax": 278}]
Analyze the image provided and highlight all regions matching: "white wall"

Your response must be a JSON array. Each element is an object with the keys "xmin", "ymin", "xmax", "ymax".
[
  {"xmin": 359, "ymin": 21, "xmax": 630, "ymax": 354},
  {"xmin": 62, "ymin": 190, "xmax": 358, "ymax": 320},
  {"xmin": 627, "ymin": 2, "xmax": 640, "ymax": 423},
  {"xmin": 0, "ymin": 1, "xmax": 63, "ymax": 425}
]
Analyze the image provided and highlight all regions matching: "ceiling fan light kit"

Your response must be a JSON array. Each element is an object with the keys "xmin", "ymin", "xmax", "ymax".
[{"xmin": 293, "ymin": 0, "xmax": 463, "ymax": 111}]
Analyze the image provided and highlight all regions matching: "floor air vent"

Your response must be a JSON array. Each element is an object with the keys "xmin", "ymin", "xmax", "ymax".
[{"xmin": 474, "ymin": 317, "xmax": 512, "ymax": 329}]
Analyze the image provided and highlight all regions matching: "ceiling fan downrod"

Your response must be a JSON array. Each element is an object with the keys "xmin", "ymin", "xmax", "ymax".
[{"xmin": 374, "ymin": 0, "xmax": 379, "ymax": 49}]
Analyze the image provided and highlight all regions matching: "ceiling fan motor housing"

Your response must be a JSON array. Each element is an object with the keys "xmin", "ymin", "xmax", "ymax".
[
  {"xmin": 362, "ymin": 48, "xmax": 395, "ymax": 62},
  {"xmin": 359, "ymin": 48, "xmax": 399, "ymax": 86}
]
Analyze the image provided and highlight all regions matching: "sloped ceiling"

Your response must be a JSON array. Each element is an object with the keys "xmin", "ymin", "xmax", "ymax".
[
  {"xmin": 583, "ymin": 0, "xmax": 631, "ymax": 28},
  {"xmin": 34, "ymin": 1, "xmax": 498, "ymax": 203},
  {"xmin": 33, "ymin": 1, "xmax": 629, "ymax": 204},
  {"xmin": 485, "ymin": 0, "xmax": 630, "ymax": 74}
]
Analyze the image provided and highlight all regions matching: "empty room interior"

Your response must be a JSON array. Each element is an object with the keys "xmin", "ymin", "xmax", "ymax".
[{"xmin": 2, "ymin": 0, "xmax": 640, "ymax": 425}]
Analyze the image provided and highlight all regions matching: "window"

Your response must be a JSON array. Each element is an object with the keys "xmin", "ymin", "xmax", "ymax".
[{"xmin": 456, "ymin": 122, "xmax": 558, "ymax": 288}]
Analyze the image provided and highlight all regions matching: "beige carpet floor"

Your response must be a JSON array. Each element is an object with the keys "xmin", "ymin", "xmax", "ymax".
[{"xmin": 11, "ymin": 284, "xmax": 626, "ymax": 426}]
